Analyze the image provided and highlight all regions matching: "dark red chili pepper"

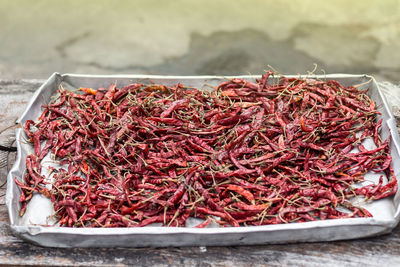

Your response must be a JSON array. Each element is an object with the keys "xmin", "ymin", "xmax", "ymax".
[
  {"xmin": 14, "ymin": 71, "xmax": 397, "ymax": 228},
  {"xmin": 160, "ymin": 99, "xmax": 189, "ymax": 118}
]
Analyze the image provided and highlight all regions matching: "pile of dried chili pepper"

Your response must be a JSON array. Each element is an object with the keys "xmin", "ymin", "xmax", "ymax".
[{"xmin": 15, "ymin": 71, "xmax": 398, "ymax": 227}]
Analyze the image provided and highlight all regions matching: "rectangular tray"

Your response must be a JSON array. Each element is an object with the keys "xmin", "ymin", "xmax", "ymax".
[{"xmin": 6, "ymin": 73, "xmax": 400, "ymax": 247}]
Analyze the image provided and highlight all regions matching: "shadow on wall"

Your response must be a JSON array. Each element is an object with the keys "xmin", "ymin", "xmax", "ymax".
[{"xmin": 67, "ymin": 24, "xmax": 381, "ymax": 77}]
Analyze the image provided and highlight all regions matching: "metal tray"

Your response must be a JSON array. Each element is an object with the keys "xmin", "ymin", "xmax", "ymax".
[{"xmin": 6, "ymin": 73, "xmax": 400, "ymax": 247}]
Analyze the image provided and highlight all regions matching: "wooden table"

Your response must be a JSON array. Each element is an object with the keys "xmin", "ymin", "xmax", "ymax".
[{"xmin": 1, "ymin": 79, "xmax": 400, "ymax": 266}]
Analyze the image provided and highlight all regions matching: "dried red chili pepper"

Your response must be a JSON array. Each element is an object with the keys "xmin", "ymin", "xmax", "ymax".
[{"xmin": 14, "ymin": 71, "xmax": 397, "ymax": 228}]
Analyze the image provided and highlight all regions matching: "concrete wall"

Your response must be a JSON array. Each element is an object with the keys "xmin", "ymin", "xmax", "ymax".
[{"xmin": 0, "ymin": 0, "xmax": 399, "ymax": 81}]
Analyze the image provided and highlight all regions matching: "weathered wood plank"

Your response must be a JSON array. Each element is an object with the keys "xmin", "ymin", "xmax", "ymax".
[{"xmin": 1, "ymin": 79, "xmax": 400, "ymax": 266}]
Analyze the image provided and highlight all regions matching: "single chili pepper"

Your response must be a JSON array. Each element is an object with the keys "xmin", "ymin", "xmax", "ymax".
[
  {"xmin": 160, "ymin": 99, "xmax": 189, "ymax": 118},
  {"xmin": 226, "ymin": 185, "xmax": 255, "ymax": 204},
  {"xmin": 113, "ymin": 83, "xmax": 143, "ymax": 102},
  {"xmin": 233, "ymin": 202, "xmax": 272, "ymax": 211},
  {"xmin": 194, "ymin": 218, "xmax": 212, "ymax": 228},
  {"xmin": 79, "ymin": 87, "xmax": 97, "ymax": 95}
]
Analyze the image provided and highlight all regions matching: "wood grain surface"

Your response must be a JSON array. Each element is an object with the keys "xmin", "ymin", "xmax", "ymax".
[{"xmin": 1, "ymin": 80, "xmax": 399, "ymax": 267}]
